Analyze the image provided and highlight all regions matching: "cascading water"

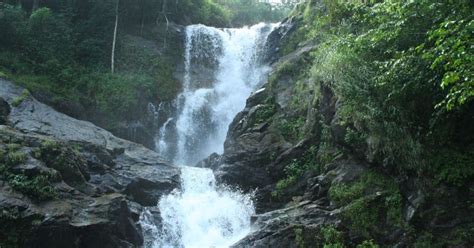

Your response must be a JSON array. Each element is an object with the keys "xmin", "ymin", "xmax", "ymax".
[
  {"xmin": 156, "ymin": 117, "xmax": 173, "ymax": 156},
  {"xmin": 156, "ymin": 23, "xmax": 276, "ymax": 164},
  {"xmin": 157, "ymin": 167, "xmax": 255, "ymax": 247},
  {"xmin": 143, "ymin": 23, "xmax": 277, "ymax": 248}
]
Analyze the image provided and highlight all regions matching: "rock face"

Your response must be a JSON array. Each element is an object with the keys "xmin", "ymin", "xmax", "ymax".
[
  {"xmin": 213, "ymin": 33, "xmax": 319, "ymax": 211},
  {"xmin": 209, "ymin": 15, "xmax": 474, "ymax": 247},
  {"xmin": 232, "ymin": 201, "xmax": 338, "ymax": 248},
  {"xmin": 0, "ymin": 79, "xmax": 180, "ymax": 247}
]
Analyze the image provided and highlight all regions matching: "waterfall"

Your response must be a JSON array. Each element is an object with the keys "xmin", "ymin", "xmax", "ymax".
[
  {"xmin": 156, "ymin": 23, "xmax": 276, "ymax": 164},
  {"xmin": 156, "ymin": 117, "xmax": 174, "ymax": 156},
  {"xmin": 143, "ymin": 23, "xmax": 277, "ymax": 248},
  {"xmin": 157, "ymin": 167, "xmax": 255, "ymax": 247}
]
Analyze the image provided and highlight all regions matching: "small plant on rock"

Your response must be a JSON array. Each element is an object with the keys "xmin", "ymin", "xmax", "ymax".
[{"xmin": 11, "ymin": 89, "xmax": 30, "ymax": 107}]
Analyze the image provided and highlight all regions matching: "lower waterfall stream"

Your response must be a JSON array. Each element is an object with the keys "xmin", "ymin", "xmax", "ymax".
[{"xmin": 140, "ymin": 23, "xmax": 277, "ymax": 248}]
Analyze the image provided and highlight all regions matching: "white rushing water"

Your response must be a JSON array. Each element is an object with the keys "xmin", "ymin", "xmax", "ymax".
[
  {"xmin": 142, "ymin": 23, "xmax": 277, "ymax": 248},
  {"xmin": 156, "ymin": 23, "xmax": 276, "ymax": 164},
  {"xmin": 157, "ymin": 167, "xmax": 255, "ymax": 248}
]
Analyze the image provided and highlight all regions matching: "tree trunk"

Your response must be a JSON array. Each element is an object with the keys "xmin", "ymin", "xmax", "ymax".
[
  {"xmin": 162, "ymin": 0, "xmax": 169, "ymax": 29},
  {"xmin": 111, "ymin": 0, "xmax": 119, "ymax": 74},
  {"xmin": 161, "ymin": 0, "xmax": 169, "ymax": 48}
]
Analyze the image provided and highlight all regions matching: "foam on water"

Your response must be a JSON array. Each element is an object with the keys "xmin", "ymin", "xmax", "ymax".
[{"xmin": 156, "ymin": 167, "xmax": 255, "ymax": 247}]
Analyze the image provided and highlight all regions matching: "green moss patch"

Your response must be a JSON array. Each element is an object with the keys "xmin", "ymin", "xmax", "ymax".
[
  {"xmin": 0, "ymin": 141, "xmax": 57, "ymax": 201},
  {"xmin": 329, "ymin": 171, "xmax": 403, "ymax": 239}
]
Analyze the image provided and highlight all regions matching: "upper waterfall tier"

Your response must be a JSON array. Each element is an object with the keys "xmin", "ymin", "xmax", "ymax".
[{"xmin": 156, "ymin": 23, "xmax": 278, "ymax": 165}]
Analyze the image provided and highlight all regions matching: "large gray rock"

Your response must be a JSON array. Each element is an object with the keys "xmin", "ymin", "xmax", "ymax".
[
  {"xmin": 0, "ymin": 80, "xmax": 180, "ymax": 193},
  {"xmin": 0, "ymin": 79, "xmax": 181, "ymax": 247},
  {"xmin": 232, "ymin": 201, "xmax": 338, "ymax": 248},
  {"xmin": 0, "ymin": 185, "xmax": 143, "ymax": 248}
]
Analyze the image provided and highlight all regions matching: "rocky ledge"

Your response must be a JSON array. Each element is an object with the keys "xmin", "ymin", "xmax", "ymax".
[{"xmin": 0, "ymin": 79, "xmax": 180, "ymax": 247}]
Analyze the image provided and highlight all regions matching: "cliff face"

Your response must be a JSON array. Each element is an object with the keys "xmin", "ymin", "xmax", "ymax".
[
  {"xmin": 0, "ymin": 79, "xmax": 180, "ymax": 247},
  {"xmin": 207, "ymin": 2, "xmax": 474, "ymax": 247}
]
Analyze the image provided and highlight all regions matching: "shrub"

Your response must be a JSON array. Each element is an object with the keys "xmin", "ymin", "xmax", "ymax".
[
  {"xmin": 11, "ymin": 89, "xmax": 29, "ymax": 107},
  {"xmin": 0, "ymin": 4, "xmax": 26, "ymax": 49},
  {"xmin": 329, "ymin": 171, "xmax": 403, "ymax": 238},
  {"xmin": 6, "ymin": 151, "xmax": 26, "ymax": 166},
  {"xmin": 272, "ymin": 146, "xmax": 319, "ymax": 198},
  {"xmin": 423, "ymin": 18, "xmax": 474, "ymax": 110},
  {"xmin": 426, "ymin": 145, "xmax": 474, "ymax": 186},
  {"xmin": 253, "ymin": 104, "xmax": 277, "ymax": 124},
  {"xmin": 321, "ymin": 225, "xmax": 344, "ymax": 248},
  {"xmin": 277, "ymin": 116, "xmax": 306, "ymax": 141},
  {"xmin": 8, "ymin": 174, "xmax": 57, "ymax": 201}
]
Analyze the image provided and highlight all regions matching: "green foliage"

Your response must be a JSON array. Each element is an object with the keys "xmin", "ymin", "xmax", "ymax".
[
  {"xmin": 0, "ymin": 141, "xmax": 57, "ymax": 201},
  {"xmin": 321, "ymin": 225, "xmax": 344, "ymax": 248},
  {"xmin": 277, "ymin": 116, "xmax": 306, "ymax": 141},
  {"xmin": 268, "ymin": 0, "xmax": 473, "ymax": 245},
  {"xmin": 272, "ymin": 175, "xmax": 296, "ymax": 198},
  {"xmin": 299, "ymin": 1, "xmax": 474, "ymax": 179},
  {"xmin": 39, "ymin": 139, "xmax": 87, "ymax": 184},
  {"xmin": 294, "ymin": 227, "xmax": 306, "ymax": 248},
  {"xmin": 270, "ymin": 61, "xmax": 302, "ymax": 84},
  {"xmin": 4, "ymin": 143, "xmax": 27, "ymax": 167},
  {"xmin": 312, "ymin": 40, "xmax": 425, "ymax": 169},
  {"xmin": 0, "ymin": 3, "xmax": 26, "ymax": 49},
  {"xmin": 0, "ymin": 0, "xmax": 293, "ymax": 136},
  {"xmin": 329, "ymin": 171, "xmax": 403, "ymax": 238},
  {"xmin": 6, "ymin": 150, "xmax": 27, "ymax": 166},
  {"xmin": 27, "ymin": 7, "xmax": 74, "ymax": 73},
  {"xmin": 318, "ymin": 125, "xmax": 342, "ymax": 168},
  {"xmin": 11, "ymin": 89, "xmax": 30, "ymax": 107},
  {"xmin": 329, "ymin": 179, "xmax": 365, "ymax": 206},
  {"xmin": 253, "ymin": 104, "xmax": 277, "ymax": 124},
  {"xmin": 91, "ymin": 73, "xmax": 148, "ymax": 120},
  {"xmin": 6, "ymin": 143, "xmax": 21, "ymax": 152},
  {"xmin": 272, "ymin": 146, "xmax": 318, "ymax": 198},
  {"xmin": 423, "ymin": 18, "xmax": 474, "ymax": 110},
  {"xmin": 0, "ymin": 0, "xmax": 236, "ymax": 132},
  {"xmin": 426, "ymin": 145, "xmax": 474, "ymax": 186},
  {"xmin": 8, "ymin": 174, "xmax": 57, "ymax": 201}
]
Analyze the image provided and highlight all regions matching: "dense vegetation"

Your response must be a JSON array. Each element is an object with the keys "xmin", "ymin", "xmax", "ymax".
[
  {"xmin": 1, "ymin": 0, "xmax": 473, "ymax": 246},
  {"xmin": 0, "ymin": 0, "xmax": 293, "ymax": 133},
  {"xmin": 265, "ymin": 0, "xmax": 473, "ymax": 246},
  {"xmin": 279, "ymin": 0, "xmax": 474, "ymax": 185}
]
